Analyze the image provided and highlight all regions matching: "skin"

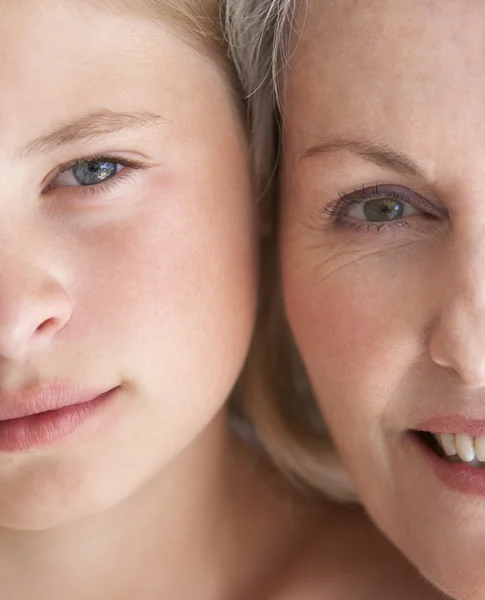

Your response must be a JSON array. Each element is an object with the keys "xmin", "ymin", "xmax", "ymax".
[
  {"xmin": 280, "ymin": 0, "xmax": 485, "ymax": 598},
  {"xmin": 0, "ymin": 0, "xmax": 258, "ymax": 526},
  {"xmin": 1, "ymin": 3, "xmax": 423, "ymax": 599},
  {"xmin": 0, "ymin": 1, "xmax": 455, "ymax": 599},
  {"xmin": 0, "ymin": 1, "xmax": 296, "ymax": 598}
]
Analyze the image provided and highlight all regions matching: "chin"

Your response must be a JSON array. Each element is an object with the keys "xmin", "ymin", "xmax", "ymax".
[
  {"xmin": 0, "ymin": 455, "xmax": 141, "ymax": 531},
  {"xmin": 0, "ymin": 480, "xmax": 118, "ymax": 532},
  {"xmin": 417, "ymin": 558, "xmax": 485, "ymax": 600},
  {"xmin": 365, "ymin": 499, "xmax": 485, "ymax": 600}
]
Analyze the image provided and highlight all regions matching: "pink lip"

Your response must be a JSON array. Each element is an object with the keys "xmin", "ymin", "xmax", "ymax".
[
  {"xmin": 0, "ymin": 382, "xmax": 114, "ymax": 421},
  {"xmin": 0, "ymin": 383, "xmax": 119, "ymax": 452},
  {"xmin": 414, "ymin": 416, "xmax": 485, "ymax": 437}
]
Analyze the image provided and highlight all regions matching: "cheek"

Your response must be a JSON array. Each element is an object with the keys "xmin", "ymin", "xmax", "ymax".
[
  {"xmin": 282, "ymin": 249, "xmax": 396, "ymax": 403},
  {"xmin": 65, "ymin": 169, "xmax": 258, "ymax": 392},
  {"xmin": 280, "ymin": 227, "xmax": 436, "ymax": 441},
  {"xmin": 283, "ymin": 265, "xmax": 386, "ymax": 434}
]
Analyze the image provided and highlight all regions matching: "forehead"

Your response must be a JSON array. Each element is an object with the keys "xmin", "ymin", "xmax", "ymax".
[
  {"xmin": 86, "ymin": 0, "xmax": 222, "ymax": 54},
  {"xmin": 0, "ymin": 0, "xmax": 230, "ymax": 156},
  {"xmin": 0, "ymin": 2, "xmax": 175, "ymax": 101},
  {"xmin": 285, "ymin": 0, "xmax": 485, "ymax": 171}
]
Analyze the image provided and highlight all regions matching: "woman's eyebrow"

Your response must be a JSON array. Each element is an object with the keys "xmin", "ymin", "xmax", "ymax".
[
  {"xmin": 299, "ymin": 135, "xmax": 427, "ymax": 180},
  {"xmin": 21, "ymin": 109, "xmax": 164, "ymax": 157}
]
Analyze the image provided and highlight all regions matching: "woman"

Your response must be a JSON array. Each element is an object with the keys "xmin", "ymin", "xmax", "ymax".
[{"xmin": 226, "ymin": 1, "xmax": 482, "ymax": 598}]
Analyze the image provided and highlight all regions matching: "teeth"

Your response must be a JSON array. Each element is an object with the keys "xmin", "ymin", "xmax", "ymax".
[
  {"xmin": 455, "ymin": 434, "xmax": 476, "ymax": 462},
  {"xmin": 434, "ymin": 432, "xmax": 485, "ymax": 463},
  {"xmin": 476, "ymin": 437, "xmax": 485, "ymax": 462},
  {"xmin": 439, "ymin": 433, "xmax": 457, "ymax": 456}
]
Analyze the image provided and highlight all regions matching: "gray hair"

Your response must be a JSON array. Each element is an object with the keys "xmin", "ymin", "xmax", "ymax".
[
  {"xmin": 224, "ymin": 0, "xmax": 297, "ymax": 197},
  {"xmin": 224, "ymin": 0, "xmax": 358, "ymax": 502}
]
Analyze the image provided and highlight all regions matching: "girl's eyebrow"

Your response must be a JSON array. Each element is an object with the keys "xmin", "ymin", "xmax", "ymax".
[
  {"xmin": 299, "ymin": 135, "xmax": 427, "ymax": 180},
  {"xmin": 20, "ymin": 109, "xmax": 164, "ymax": 157}
]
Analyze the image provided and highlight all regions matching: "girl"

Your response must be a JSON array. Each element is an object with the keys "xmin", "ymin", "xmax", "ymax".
[
  {"xmin": 226, "ymin": 0, "xmax": 479, "ymax": 598},
  {"xmin": 0, "ymin": 1, "xmax": 304, "ymax": 598}
]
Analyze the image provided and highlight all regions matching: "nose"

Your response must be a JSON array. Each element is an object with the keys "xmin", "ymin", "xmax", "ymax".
[
  {"xmin": 429, "ymin": 230, "xmax": 485, "ymax": 388},
  {"xmin": 0, "ymin": 257, "xmax": 72, "ymax": 360}
]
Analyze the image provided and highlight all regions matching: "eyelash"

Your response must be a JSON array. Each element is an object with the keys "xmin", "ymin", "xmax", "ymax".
[
  {"xmin": 323, "ymin": 184, "xmax": 434, "ymax": 233},
  {"xmin": 42, "ymin": 154, "xmax": 147, "ymax": 198}
]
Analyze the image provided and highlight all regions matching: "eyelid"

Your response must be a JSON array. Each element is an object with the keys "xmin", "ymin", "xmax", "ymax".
[{"xmin": 53, "ymin": 171, "xmax": 138, "ymax": 201}]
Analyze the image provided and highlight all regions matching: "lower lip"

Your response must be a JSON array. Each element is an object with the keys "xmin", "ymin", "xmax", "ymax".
[
  {"xmin": 411, "ymin": 432, "xmax": 485, "ymax": 496},
  {"xmin": 0, "ymin": 388, "xmax": 118, "ymax": 453}
]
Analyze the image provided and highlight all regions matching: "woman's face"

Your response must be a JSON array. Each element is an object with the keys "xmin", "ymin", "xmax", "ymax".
[
  {"xmin": 280, "ymin": 1, "xmax": 485, "ymax": 597},
  {"xmin": 0, "ymin": 0, "xmax": 257, "ymax": 529}
]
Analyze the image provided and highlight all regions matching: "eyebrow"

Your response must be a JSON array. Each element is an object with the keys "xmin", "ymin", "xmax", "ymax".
[
  {"xmin": 300, "ymin": 135, "xmax": 427, "ymax": 180},
  {"xmin": 21, "ymin": 109, "xmax": 164, "ymax": 157}
]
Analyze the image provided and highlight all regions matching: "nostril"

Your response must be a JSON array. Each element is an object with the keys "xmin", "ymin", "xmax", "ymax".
[
  {"xmin": 454, "ymin": 363, "xmax": 485, "ymax": 390},
  {"xmin": 0, "ymin": 274, "xmax": 72, "ymax": 360},
  {"xmin": 37, "ymin": 317, "xmax": 62, "ymax": 336},
  {"xmin": 430, "ymin": 336, "xmax": 485, "ymax": 388}
]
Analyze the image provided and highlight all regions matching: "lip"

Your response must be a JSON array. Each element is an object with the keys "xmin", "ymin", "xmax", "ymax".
[
  {"xmin": 410, "ymin": 431, "xmax": 485, "ymax": 496},
  {"xmin": 0, "ymin": 383, "xmax": 119, "ymax": 452},
  {"xmin": 0, "ymin": 382, "xmax": 115, "ymax": 421},
  {"xmin": 414, "ymin": 416, "xmax": 485, "ymax": 437}
]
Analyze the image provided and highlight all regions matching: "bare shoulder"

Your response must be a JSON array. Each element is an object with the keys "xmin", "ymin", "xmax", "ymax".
[{"xmin": 266, "ymin": 500, "xmax": 446, "ymax": 600}]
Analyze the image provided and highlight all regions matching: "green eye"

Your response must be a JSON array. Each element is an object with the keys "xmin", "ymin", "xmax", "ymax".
[{"xmin": 363, "ymin": 198, "xmax": 404, "ymax": 222}]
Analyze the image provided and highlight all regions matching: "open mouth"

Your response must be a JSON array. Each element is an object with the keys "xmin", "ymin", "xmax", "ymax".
[{"xmin": 418, "ymin": 431, "xmax": 485, "ymax": 468}]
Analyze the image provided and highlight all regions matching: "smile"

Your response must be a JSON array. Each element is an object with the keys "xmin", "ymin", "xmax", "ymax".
[{"xmin": 419, "ymin": 431, "xmax": 485, "ymax": 467}]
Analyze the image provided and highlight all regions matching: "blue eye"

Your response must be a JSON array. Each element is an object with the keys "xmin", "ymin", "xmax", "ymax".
[
  {"xmin": 72, "ymin": 161, "xmax": 119, "ymax": 186},
  {"xmin": 44, "ymin": 156, "xmax": 134, "ymax": 193},
  {"xmin": 42, "ymin": 154, "xmax": 149, "ymax": 198}
]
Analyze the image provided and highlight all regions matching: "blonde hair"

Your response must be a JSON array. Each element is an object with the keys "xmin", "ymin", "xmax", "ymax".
[
  {"xmin": 225, "ymin": 0, "xmax": 358, "ymax": 502},
  {"xmin": 97, "ymin": 0, "xmax": 223, "ymax": 51}
]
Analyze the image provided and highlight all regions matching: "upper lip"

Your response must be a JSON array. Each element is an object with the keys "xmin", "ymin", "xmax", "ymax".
[
  {"xmin": 0, "ymin": 382, "xmax": 115, "ymax": 421},
  {"xmin": 415, "ymin": 416, "xmax": 485, "ymax": 437}
]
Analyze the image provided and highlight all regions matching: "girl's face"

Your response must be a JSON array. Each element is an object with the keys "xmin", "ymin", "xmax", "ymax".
[
  {"xmin": 280, "ymin": 1, "xmax": 485, "ymax": 597},
  {"xmin": 0, "ymin": 0, "xmax": 257, "ymax": 529}
]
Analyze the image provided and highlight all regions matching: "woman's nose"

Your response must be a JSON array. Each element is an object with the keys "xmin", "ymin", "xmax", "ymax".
[{"xmin": 429, "ymin": 232, "xmax": 485, "ymax": 388}]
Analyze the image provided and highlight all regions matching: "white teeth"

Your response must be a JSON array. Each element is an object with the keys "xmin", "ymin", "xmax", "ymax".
[
  {"xmin": 455, "ymin": 434, "xmax": 476, "ymax": 462},
  {"xmin": 439, "ymin": 433, "xmax": 457, "ymax": 457},
  {"xmin": 475, "ymin": 436, "xmax": 485, "ymax": 462},
  {"xmin": 433, "ymin": 432, "xmax": 485, "ymax": 463}
]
